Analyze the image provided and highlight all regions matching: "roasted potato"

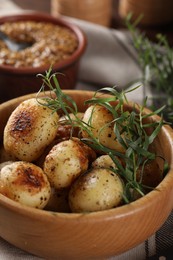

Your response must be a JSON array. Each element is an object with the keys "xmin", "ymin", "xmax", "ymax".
[
  {"xmin": 59, "ymin": 112, "xmax": 84, "ymax": 123},
  {"xmin": 45, "ymin": 187, "xmax": 70, "ymax": 212},
  {"xmin": 137, "ymin": 159, "xmax": 163, "ymax": 187},
  {"xmin": 43, "ymin": 138, "xmax": 96, "ymax": 189},
  {"xmin": 0, "ymin": 161, "xmax": 51, "ymax": 209},
  {"xmin": 69, "ymin": 168, "xmax": 124, "ymax": 213},
  {"xmin": 3, "ymin": 98, "xmax": 59, "ymax": 162},
  {"xmin": 56, "ymin": 112, "xmax": 84, "ymax": 141},
  {"xmin": 81, "ymin": 105, "xmax": 125, "ymax": 153},
  {"xmin": 92, "ymin": 155, "xmax": 117, "ymax": 169},
  {"xmin": 0, "ymin": 161, "xmax": 14, "ymax": 172},
  {"xmin": 0, "ymin": 145, "xmax": 17, "ymax": 163}
]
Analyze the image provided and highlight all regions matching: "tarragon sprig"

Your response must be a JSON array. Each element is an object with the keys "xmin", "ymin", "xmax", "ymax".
[
  {"xmin": 126, "ymin": 13, "xmax": 173, "ymax": 123},
  {"xmin": 37, "ymin": 69, "xmax": 165, "ymax": 203}
]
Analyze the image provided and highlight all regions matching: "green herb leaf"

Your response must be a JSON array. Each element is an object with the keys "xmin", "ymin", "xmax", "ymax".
[{"xmin": 37, "ymin": 69, "xmax": 167, "ymax": 203}]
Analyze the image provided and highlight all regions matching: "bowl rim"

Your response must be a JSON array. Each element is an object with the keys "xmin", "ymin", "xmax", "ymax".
[
  {"xmin": 0, "ymin": 11, "xmax": 87, "ymax": 75},
  {"xmin": 0, "ymin": 89, "xmax": 173, "ymax": 223}
]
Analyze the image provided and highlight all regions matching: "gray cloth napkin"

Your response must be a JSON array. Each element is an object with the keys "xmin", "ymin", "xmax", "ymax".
[
  {"xmin": 67, "ymin": 17, "xmax": 153, "ymax": 105},
  {"xmin": 0, "ymin": 1, "xmax": 172, "ymax": 260},
  {"xmin": 73, "ymin": 18, "xmax": 142, "ymax": 88},
  {"xmin": 0, "ymin": 0, "xmax": 23, "ymax": 15}
]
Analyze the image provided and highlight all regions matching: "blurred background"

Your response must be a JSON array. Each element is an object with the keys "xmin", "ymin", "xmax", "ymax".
[{"xmin": 12, "ymin": 0, "xmax": 173, "ymax": 45}]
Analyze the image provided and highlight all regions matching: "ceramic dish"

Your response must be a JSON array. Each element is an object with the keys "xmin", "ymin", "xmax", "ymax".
[{"xmin": 0, "ymin": 12, "xmax": 87, "ymax": 103}]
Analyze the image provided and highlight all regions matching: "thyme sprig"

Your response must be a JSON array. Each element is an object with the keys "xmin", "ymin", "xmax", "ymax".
[{"xmin": 37, "ymin": 69, "xmax": 165, "ymax": 203}]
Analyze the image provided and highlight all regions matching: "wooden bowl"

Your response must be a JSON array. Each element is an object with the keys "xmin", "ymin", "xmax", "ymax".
[
  {"xmin": 0, "ymin": 12, "xmax": 87, "ymax": 103},
  {"xmin": 0, "ymin": 90, "xmax": 173, "ymax": 259},
  {"xmin": 51, "ymin": 0, "xmax": 112, "ymax": 27}
]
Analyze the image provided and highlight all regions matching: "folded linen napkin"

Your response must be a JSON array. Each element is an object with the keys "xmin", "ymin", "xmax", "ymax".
[{"xmin": 0, "ymin": 1, "xmax": 173, "ymax": 260}]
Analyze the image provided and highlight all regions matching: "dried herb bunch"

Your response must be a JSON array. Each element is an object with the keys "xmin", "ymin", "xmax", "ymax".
[{"xmin": 37, "ymin": 69, "xmax": 166, "ymax": 203}]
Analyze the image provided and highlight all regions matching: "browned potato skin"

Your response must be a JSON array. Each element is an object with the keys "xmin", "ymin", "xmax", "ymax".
[
  {"xmin": 45, "ymin": 187, "xmax": 71, "ymax": 213},
  {"xmin": 72, "ymin": 137, "xmax": 97, "ymax": 164},
  {"xmin": 43, "ymin": 138, "xmax": 96, "ymax": 189},
  {"xmin": 56, "ymin": 124, "xmax": 80, "ymax": 142},
  {"xmin": 0, "ymin": 145, "xmax": 17, "ymax": 163},
  {"xmin": 56, "ymin": 112, "xmax": 84, "ymax": 141},
  {"xmin": 0, "ymin": 161, "xmax": 51, "ymax": 209},
  {"xmin": 69, "ymin": 168, "xmax": 124, "ymax": 213},
  {"xmin": 3, "ymin": 98, "xmax": 59, "ymax": 162},
  {"xmin": 137, "ymin": 160, "xmax": 163, "ymax": 187}
]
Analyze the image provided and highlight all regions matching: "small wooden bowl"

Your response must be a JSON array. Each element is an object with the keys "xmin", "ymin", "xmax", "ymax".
[
  {"xmin": 118, "ymin": 0, "xmax": 173, "ymax": 26},
  {"xmin": 0, "ymin": 12, "xmax": 87, "ymax": 103},
  {"xmin": 0, "ymin": 90, "xmax": 173, "ymax": 259},
  {"xmin": 51, "ymin": 0, "xmax": 112, "ymax": 27}
]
